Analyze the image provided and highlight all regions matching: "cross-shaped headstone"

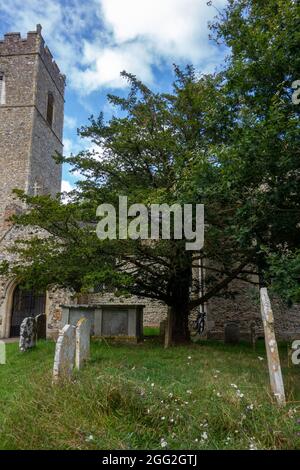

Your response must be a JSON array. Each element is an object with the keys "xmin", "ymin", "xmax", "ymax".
[{"xmin": 33, "ymin": 181, "xmax": 41, "ymax": 196}]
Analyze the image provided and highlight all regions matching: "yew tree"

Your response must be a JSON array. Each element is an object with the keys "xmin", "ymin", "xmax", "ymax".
[{"xmin": 3, "ymin": 0, "xmax": 300, "ymax": 344}]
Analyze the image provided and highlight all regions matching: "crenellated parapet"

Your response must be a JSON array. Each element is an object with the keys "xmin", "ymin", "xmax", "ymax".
[{"xmin": 0, "ymin": 24, "xmax": 65, "ymax": 95}]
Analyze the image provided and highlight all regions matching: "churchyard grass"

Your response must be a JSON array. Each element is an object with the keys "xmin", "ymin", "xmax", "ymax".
[
  {"xmin": 0, "ymin": 337, "xmax": 299, "ymax": 450},
  {"xmin": 144, "ymin": 326, "xmax": 160, "ymax": 336}
]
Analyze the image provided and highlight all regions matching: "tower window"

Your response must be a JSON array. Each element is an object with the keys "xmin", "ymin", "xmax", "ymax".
[
  {"xmin": 46, "ymin": 92, "xmax": 54, "ymax": 127},
  {"xmin": 0, "ymin": 73, "xmax": 5, "ymax": 105}
]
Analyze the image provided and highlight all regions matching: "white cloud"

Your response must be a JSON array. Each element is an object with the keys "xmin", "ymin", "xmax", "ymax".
[
  {"xmin": 63, "ymin": 138, "xmax": 76, "ymax": 156},
  {"xmin": 61, "ymin": 179, "xmax": 74, "ymax": 193},
  {"xmin": 64, "ymin": 135, "xmax": 101, "ymax": 157},
  {"xmin": 64, "ymin": 115, "xmax": 78, "ymax": 130},
  {"xmin": 73, "ymin": 40, "xmax": 156, "ymax": 92},
  {"xmin": 100, "ymin": 0, "xmax": 225, "ymax": 63},
  {"xmin": 1, "ymin": 0, "xmax": 227, "ymax": 94}
]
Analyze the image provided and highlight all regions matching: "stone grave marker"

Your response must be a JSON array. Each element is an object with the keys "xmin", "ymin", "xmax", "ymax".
[
  {"xmin": 35, "ymin": 313, "xmax": 47, "ymax": 340},
  {"xmin": 250, "ymin": 321, "xmax": 256, "ymax": 351},
  {"xmin": 19, "ymin": 317, "xmax": 37, "ymax": 352},
  {"xmin": 260, "ymin": 288, "xmax": 286, "ymax": 406},
  {"xmin": 159, "ymin": 320, "xmax": 166, "ymax": 338},
  {"xmin": 224, "ymin": 321, "xmax": 240, "ymax": 344},
  {"xmin": 53, "ymin": 324, "xmax": 76, "ymax": 383},
  {"xmin": 164, "ymin": 307, "xmax": 173, "ymax": 348},
  {"xmin": 75, "ymin": 317, "xmax": 90, "ymax": 370},
  {"xmin": 0, "ymin": 341, "xmax": 6, "ymax": 365}
]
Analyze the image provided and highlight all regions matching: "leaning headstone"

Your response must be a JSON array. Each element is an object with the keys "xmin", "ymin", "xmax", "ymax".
[
  {"xmin": 53, "ymin": 324, "xmax": 76, "ymax": 383},
  {"xmin": 0, "ymin": 341, "xmax": 6, "ymax": 365},
  {"xmin": 75, "ymin": 317, "xmax": 90, "ymax": 370},
  {"xmin": 260, "ymin": 288, "xmax": 286, "ymax": 406},
  {"xmin": 19, "ymin": 317, "xmax": 36, "ymax": 352},
  {"xmin": 35, "ymin": 313, "xmax": 47, "ymax": 340},
  {"xmin": 224, "ymin": 321, "xmax": 240, "ymax": 344}
]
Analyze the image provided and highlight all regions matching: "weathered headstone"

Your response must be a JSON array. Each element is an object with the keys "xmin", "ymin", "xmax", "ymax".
[
  {"xmin": 53, "ymin": 324, "xmax": 76, "ymax": 383},
  {"xmin": 159, "ymin": 320, "xmax": 166, "ymax": 338},
  {"xmin": 250, "ymin": 321, "xmax": 256, "ymax": 351},
  {"xmin": 35, "ymin": 313, "xmax": 47, "ymax": 340},
  {"xmin": 260, "ymin": 288, "xmax": 286, "ymax": 406},
  {"xmin": 75, "ymin": 317, "xmax": 90, "ymax": 370},
  {"xmin": 19, "ymin": 317, "xmax": 36, "ymax": 352},
  {"xmin": 0, "ymin": 341, "xmax": 6, "ymax": 365},
  {"xmin": 164, "ymin": 307, "xmax": 173, "ymax": 348},
  {"xmin": 224, "ymin": 321, "xmax": 240, "ymax": 344}
]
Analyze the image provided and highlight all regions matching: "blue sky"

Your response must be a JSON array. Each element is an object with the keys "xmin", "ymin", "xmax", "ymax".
[{"xmin": 0, "ymin": 0, "xmax": 227, "ymax": 192}]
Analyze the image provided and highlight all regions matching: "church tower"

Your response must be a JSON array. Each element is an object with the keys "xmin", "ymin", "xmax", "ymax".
[{"xmin": 0, "ymin": 25, "xmax": 65, "ymax": 236}]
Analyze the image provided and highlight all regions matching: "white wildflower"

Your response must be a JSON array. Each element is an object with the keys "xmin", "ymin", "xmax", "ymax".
[
  {"xmin": 249, "ymin": 442, "xmax": 258, "ymax": 450},
  {"xmin": 288, "ymin": 408, "xmax": 297, "ymax": 418},
  {"xmin": 160, "ymin": 438, "xmax": 168, "ymax": 448}
]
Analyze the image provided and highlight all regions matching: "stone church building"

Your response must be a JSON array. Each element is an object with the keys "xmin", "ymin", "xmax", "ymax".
[{"xmin": 0, "ymin": 26, "xmax": 299, "ymax": 341}]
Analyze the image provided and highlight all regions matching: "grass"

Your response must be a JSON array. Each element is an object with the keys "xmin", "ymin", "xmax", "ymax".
[
  {"xmin": 144, "ymin": 326, "xmax": 160, "ymax": 336},
  {"xmin": 0, "ymin": 336, "xmax": 299, "ymax": 450}
]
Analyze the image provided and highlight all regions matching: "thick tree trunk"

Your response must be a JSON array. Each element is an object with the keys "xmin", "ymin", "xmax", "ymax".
[
  {"xmin": 165, "ymin": 282, "xmax": 191, "ymax": 346},
  {"xmin": 166, "ymin": 303, "xmax": 191, "ymax": 346},
  {"xmin": 164, "ymin": 246, "xmax": 192, "ymax": 347}
]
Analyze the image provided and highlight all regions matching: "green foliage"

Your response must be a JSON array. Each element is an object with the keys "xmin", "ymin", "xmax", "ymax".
[{"xmin": 267, "ymin": 249, "xmax": 300, "ymax": 304}]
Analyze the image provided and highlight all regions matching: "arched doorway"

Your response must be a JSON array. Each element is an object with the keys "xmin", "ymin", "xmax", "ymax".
[{"xmin": 10, "ymin": 286, "xmax": 46, "ymax": 337}]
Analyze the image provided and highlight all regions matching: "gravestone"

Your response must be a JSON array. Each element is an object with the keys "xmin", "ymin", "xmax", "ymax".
[
  {"xmin": 53, "ymin": 324, "xmax": 76, "ymax": 383},
  {"xmin": 61, "ymin": 304, "xmax": 144, "ymax": 342},
  {"xmin": 250, "ymin": 321, "xmax": 256, "ymax": 350},
  {"xmin": 159, "ymin": 320, "xmax": 166, "ymax": 338},
  {"xmin": 260, "ymin": 288, "xmax": 285, "ymax": 406},
  {"xmin": 164, "ymin": 307, "xmax": 173, "ymax": 348},
  {"xmin": 224, "ymin": 321, "xmax": 240, "ymax": 344},
  {"xmin": 75, "ymin": 317, "xmax": 90, "ymax": 370},
  {"xmin": 35, "ymin": 313, "xmax": 47, "ymax": 340},
  {"xmin": 0, "ymin": 341, "xmax": 6, "ymax": 365},
  {"xmin": 19, "ymin": 317, "xmax": 36, "ymax": 352}
]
